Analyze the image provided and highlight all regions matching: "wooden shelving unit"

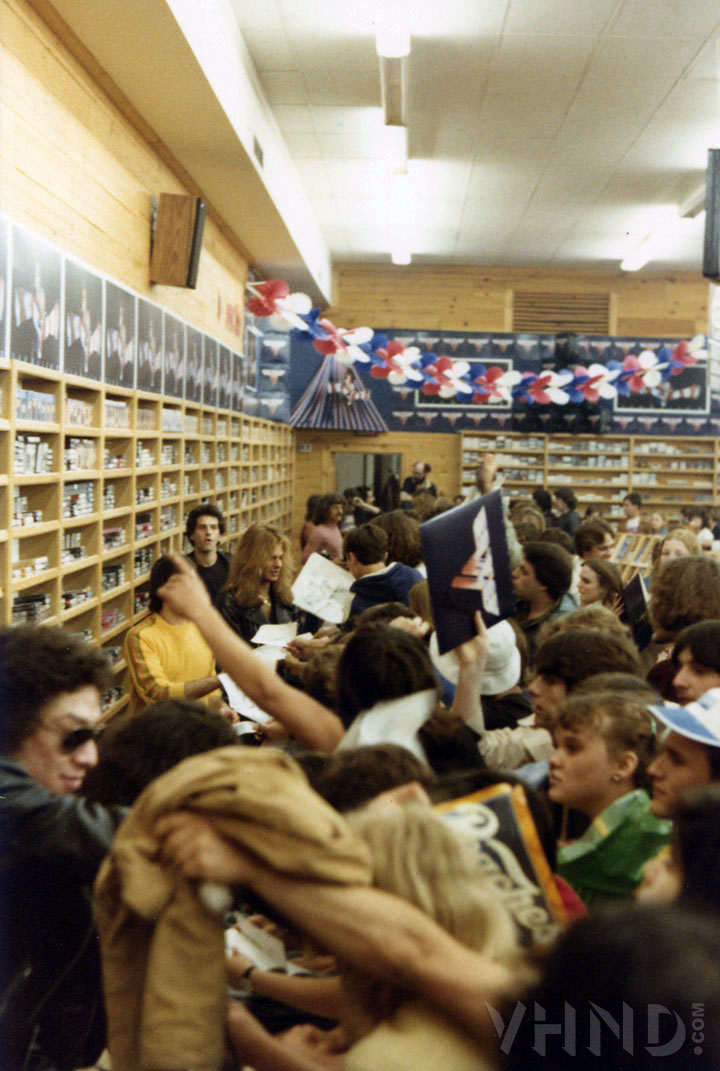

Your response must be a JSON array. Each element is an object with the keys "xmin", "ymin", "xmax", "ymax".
[
  {"xmin": 0, "ymin": 359, "xmax": 294, "ymax": 717},
  {"xmin": 461, "ymin": 431, "xmax": 720, "ymax": 525}
]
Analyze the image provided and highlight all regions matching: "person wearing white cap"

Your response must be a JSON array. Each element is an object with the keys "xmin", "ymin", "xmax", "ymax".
[
  {"xmin": 647, "ymin": 688, "xmax": 720, "ymax": 819},
  {"xmin": 430, "ymin": 619, "xmax": 529, "ymax": 733}
]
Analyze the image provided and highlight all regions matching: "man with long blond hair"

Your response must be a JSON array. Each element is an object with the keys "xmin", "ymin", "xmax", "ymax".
[{"xmin": 218, "ymin": 524, "xmax": 299, "ymax": 644}]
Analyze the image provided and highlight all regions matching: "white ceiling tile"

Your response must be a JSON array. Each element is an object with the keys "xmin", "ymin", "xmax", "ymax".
[
  {"xmin": 504, "ymin": 0, "xmax": 620, "ymax": 36},
  {"xmin": 281, "ymin": 131, "xmax": 323, "ymax": 157},
  {"xmin": 260, "ymin": 71, "xmax": 308, "ymax": 105},
  {"xmin": 607, "ymin": 0, "xmax": 720, "ymax": 38},
  {"xmin": 309, "ymin": 106, "xmax": 384, "ymax": 135},
  {"xmin": 272, "ymin": 105, "xmax": 315, "ymax": 132},
  {"xmin": 231, "ymin": 0, "xmax": 720, "ymax": 271}
]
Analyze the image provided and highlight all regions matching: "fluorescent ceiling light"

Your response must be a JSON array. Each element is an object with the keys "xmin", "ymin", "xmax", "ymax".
[
  {"xmin": 375, "ymin": 4, "xmax": 410, "ymax": 58},
  {"xmin": 391, "ymin": 245, "xmax": 411, "ymax": 265},
  {"xmin": 621, "ymin": 214, "xmax": 699, "ymax": 271},
  {"xmin": 383, "ymin": 123, "xmax": 408, "ymax": 173}
]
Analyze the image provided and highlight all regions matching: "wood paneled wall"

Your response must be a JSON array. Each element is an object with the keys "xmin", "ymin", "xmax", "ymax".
[
  {"xmin": 292, "ymin": 428, "xmax": 460, "ymax": 549},
  {"xmin": 0, "ymin": 0, "xmax": 248, "ymax": 345},
  {"xmin": 327, "ymin": 264, "xmax": 709, "ymax": 339}
]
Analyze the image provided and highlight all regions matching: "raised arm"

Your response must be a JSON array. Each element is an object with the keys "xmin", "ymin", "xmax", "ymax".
[
  {"xmin": 156, "ymin": 811, "xmax": 522, "ymax": 1044},
  {"xmin": 157, "ymin": 555, "xmax": 344, "ymax": 751}
]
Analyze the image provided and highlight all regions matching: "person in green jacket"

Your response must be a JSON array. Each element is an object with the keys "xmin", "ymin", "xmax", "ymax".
[{"xmin": 548, "ymin": 688, "xmax": 671, "ymax": 907}]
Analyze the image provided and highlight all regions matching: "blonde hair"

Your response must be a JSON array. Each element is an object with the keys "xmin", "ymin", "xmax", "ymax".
[
  {"xmin": 346, "ymin": 805, "xmax": 516, "ymax": 961},
  {"xmin": 224, "ymin": 525, "xmax": 293, "ymax": 606},
  {"xmin": 342, "ymin": 805, "xmax": 517, "ymax": 1028}
]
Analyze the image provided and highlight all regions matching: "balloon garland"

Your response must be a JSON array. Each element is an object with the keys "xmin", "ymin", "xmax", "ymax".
[{"xmin": 246, "ymin": 279, "xmax": 705, "ymax": 406}]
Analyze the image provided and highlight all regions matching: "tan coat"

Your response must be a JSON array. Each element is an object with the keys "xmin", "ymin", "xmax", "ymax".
[{"xmin": 94, "ymin": 747, "xmax": 371, "ymax": 1071}]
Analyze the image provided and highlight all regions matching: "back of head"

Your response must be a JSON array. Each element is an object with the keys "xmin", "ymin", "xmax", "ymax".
[
  {"xmin": 149, "ymin": 554, "xmax": 180, "ymax": 613},
  {"xmin": 673, "ymin": 785, "xmax": 720, "ymax": 918},
  {"xmin": 506, "ymin": 904, "xmax": 720, "ymax": 1070},
  {"xmin": 538, "ymin": 604, "xmax": 633, "ymax": 647},
  {"xmin": 538, "ymin": 527, "xmax": 574, "ymax": 554},
  {"xmin": 523, "ymin": 541, "xmax": 573, "ymax": 600},
  {"xmin": 650, "ymin": 554, "xmax": 720, "ymax": 638},
  {"xmin": 343, "ymin": 523, "xmax": 388, "ymax": 565},
  {"xmin": 370, "ymin": 509, "xmax": 423, "ymax": 567},
  {"xmin": 313, "ymin": 744, "xmax": 434, "ymax": 813},
  {"xmin": 0, "ymin": 625, "xmax": 112, "ymax": 754},
  {"xmin": 532, "ymin": 488, "xmax": 552, "ymax": 514},
  {"xmin": 81, "ymin": 700, "xmax": 237, "ymax": 805},
  {"xmin": 355, "ymin": 602, "xmax": 415, "ymax": 628},
  {"xmin": 337, "ymin": 624, "xmax": 436, "ymax": 728},
  {"xmin": 535, "ymin": 628, "xmax": 640, "ymax": 691}
]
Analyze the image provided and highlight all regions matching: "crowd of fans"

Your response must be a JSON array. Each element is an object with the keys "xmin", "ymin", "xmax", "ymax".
[{"xmin": 6, "ymin": 455, "xmax": 720, "ymax": 1071}]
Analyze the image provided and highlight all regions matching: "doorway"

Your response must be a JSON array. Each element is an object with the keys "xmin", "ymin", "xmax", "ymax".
[{"xmin": 335, "ymin": 451, "xmax": 402, "ymax": 512}]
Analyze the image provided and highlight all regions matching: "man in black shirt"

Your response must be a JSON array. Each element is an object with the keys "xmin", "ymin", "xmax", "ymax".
[{"xmin": 185, "ymin": 503, "xmax": 230, "ymax": 605}]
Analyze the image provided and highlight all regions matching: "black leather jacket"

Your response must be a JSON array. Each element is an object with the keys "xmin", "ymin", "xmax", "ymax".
[
  {"xmin": 0, "ymin": 756, "xmax": 126, "ymax": 1070},
  {"xmin": 217, "ymin": 591, "xmax": 299, "ymax": 645}
]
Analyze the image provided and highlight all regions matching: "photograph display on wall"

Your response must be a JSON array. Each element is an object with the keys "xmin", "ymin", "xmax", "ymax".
[
  {"xmin": 4, "ymin": 216, "xmax": 289, "ymax": 425},
  {"xmin": 186, "ymin": 326, "xmax": 203, "ymax": 403},
  {"xmin": 0, "ymin": 219, "xmax": 7, "ymax": 362},
  {"xmin": 203, "ymin": 335, "xmax": 218, "ymax": 407},
  {"xmin": 105, "ymin": 281, "xmax": 136, "ymax": 388},
  {"xmin": 164, "ymin": 313, "xmax": 186, "ymax": 399},
  {"xmin": 11, "ymin": 225, "xmax": 61, "ymax": 368},
  {"xmin": 244, "ymin": 319, "xmax": 261, "ymax": 391},
  {"xmin": 64, "ymin": 260, "xmax": 103, "ymax": 380},
  {"xmin": 218, "ymin": 344, "xmax": 231, "ymax": 410},
  {"xmin": 232, "ymin": 352, "xmax": 244, "ymax": 411},
  {"xmin": 137, "ymin": 298, "xmax": 162, "ymax": 393}
]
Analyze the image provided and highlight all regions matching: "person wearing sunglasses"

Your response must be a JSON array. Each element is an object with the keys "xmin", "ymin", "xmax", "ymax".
[{"xmin": 0, "ymin": 624, "xmax": 127, "ymax": 1071}]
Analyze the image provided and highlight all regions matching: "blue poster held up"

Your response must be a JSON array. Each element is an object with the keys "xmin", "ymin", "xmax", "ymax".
[{"xmin": 420, "ymin": 489, "xmax": 515, "ymax": 655}]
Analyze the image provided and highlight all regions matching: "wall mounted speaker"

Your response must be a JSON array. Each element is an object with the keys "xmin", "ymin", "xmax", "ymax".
[{"xmin": 150, "ymin": 194, "xmax": 206, "ymax": 288}]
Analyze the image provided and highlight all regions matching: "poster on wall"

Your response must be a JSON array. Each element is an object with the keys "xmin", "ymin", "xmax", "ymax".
[
  {"xmin": 64, "ymin": 260, "xmax": 103, "ymax": 380},
  {"xmin": 232, "ymin": 352, "xmax": 244, "ymax": 411},
  {"xmin": 244, "ymin": 320, "xmax": 261, "ymax": 391},
  {"xmin": 218, "ymin": 344, "xmax": 231, "ymax": 410},
  {"xmin": 186, "ymin": 326, "xmax": 203, "ymax": 403},
  {"xmin": 105, "ymin": 281, "xmax": 136, "ymax": 388},
  {"xmin": 0, "ymin": 219, "xmax": 8, "ymax": 362},
  {"xmin": 164, "ymin": 313, "xmax": 186, "ymax": 399},
  {"xmin": 203, "ymin": 336, "xmax": 218, "ymax": 406},
  {"xmin": 11, "ymin": 225, "xmax": 61, "ymax": 368},
  {"xmin": 137, "ymin": 298, "xmax": 162, "ymax": 393}
]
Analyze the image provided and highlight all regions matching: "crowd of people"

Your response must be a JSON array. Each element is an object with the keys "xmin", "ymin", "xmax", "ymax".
[{"xmin": 6, "ymin": 455, "xmax": 720, "ymax": 1071}]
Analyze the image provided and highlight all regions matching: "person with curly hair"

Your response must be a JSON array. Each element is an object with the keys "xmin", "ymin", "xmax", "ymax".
[
  {"xmin": 0, "ymin": 625, "xmax": 124, "ymax": 1071},
  {"xmin": 647, "ymin": 554, "xmax": 720, "ymax": 699},
  {"xmin": 301, "ymin": 493, "xmax": 346, "ymax": 563},
  {"xmin": 219, "ymin": 524, "xmax": 299, "ymax": 644}
]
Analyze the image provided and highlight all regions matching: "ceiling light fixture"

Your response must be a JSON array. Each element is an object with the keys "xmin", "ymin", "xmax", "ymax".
[
  {"xmin": 375, "ymin": 3, "xmax": 410, "ymax": 58},
  {"xmin": 383, "ymin": 123, "xmax": 408, "ymax": 174},
  {"xmin": 391, "ymin": 245, "xmax": 411, "ymax": 265},
  {"xmin": 621, "ymin": 214, "xmax": 699, "ymax": 271}
]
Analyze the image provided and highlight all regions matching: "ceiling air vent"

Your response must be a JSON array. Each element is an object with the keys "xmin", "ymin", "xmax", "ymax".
[{"xmin": 512, "ymin": 291, "xmax": 611, "ymax": 334}]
